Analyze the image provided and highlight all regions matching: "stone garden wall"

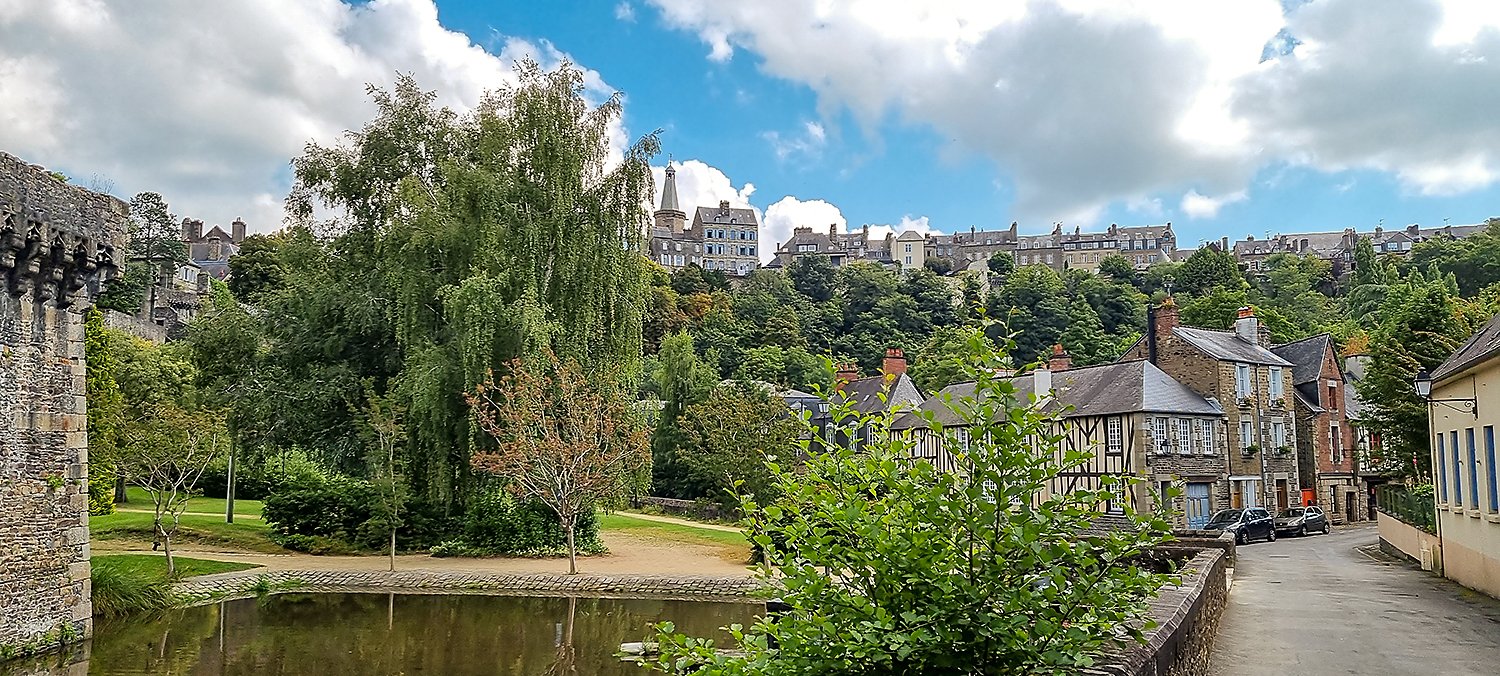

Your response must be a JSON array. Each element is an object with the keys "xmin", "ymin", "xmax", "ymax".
[
  {"xmin": 0, "ymin": 151, "xmax": 127, "ymax": 658},
  {"xmin": 1086, "ymin": 545, "xmax": 1231, "ymax": 676}
]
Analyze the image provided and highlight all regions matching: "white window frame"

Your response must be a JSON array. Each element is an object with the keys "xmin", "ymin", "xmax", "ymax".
[
  {"xmin": 1178, "ymin": 419, "xmax": 1192, "ymax": 455},
  {"xmin": 1154, "ymin": 417, "xmax": 1169, "ymax": 452},
  {"xmin": 1269, "ymin": 367, "xmax": 1283, "ymax": 397},
  {"xmin": 1200, "ymin": 420, "xmax": 1214, "ymax": 454},
  {"xmin": 1236, "ymin": 364, "xmax": 1251, "ymax": 398},
  {"xmin": 1107, "ymin": 417, "xmax": 1122, "ymax": 454},
  {"xmin": 1240, "ymin": 420, "xmax": 1253, "ymax": 450},
  {"xmin": 1272, "ymin": 420, "xmax": 1285, "ymax": 449}
]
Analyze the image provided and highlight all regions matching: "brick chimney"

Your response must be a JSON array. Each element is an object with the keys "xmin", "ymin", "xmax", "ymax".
[
  {"xmin": 1234, "ymin": 306, "xmax": 1260, "ymax": 344},
  {"xmin": 835, "ymin": 363, "xmax": 859, "ymax": 388},
  {"xmin": 1146, "ymin": 297, "xmax": 1179, "ymax": 364},
  {"xmin": 181, "ymin": 217, "xmax": 202, "ymax": 241},
  {"xmin": 881, "ymin": 348, "xmax": 907, "ymax": 378},
  {"xmin": 1048, "ymin": 344, "xmax": 1071, "ymax": 371},
  {"xmin": 231, "ymin": 217, "xmax": 246, "ymax": 244},
  {"xmin": 830, "ymin": 223, "xmax": 838, "ymax": 238}
]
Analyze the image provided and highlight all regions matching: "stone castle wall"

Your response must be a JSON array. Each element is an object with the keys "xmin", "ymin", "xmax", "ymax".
[{"xmin": 0, "ymin": 151, "xmax": 127, "ymax": 657}]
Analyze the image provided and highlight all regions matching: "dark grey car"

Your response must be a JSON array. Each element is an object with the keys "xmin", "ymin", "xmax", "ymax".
[
  {"xmin": 1274, "ymin": 506, "xmax": 1330, "ymax": 536},
  {"xmin": 1204, "ymin": 508, "xmax": 1276, "ymax": 545}
]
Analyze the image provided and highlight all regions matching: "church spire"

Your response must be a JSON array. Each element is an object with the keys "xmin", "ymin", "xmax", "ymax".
[{"xmin": 659, "ymin": 162, "xmax": 681, "ymax": 213}]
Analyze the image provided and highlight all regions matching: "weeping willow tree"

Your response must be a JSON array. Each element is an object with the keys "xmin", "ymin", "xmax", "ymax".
[{"xmin": 287, "ymin": 62, "xmax": 656, "ymax": 511}]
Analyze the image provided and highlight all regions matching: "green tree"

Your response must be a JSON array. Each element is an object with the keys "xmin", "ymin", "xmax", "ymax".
[
  {"xmin": 84, "ymin": 309, "xmax": 123, "ymax": 515},
  {"xmin": 286, "ymin": 67, "xmax": 655, "ymax": 510},
  {"xmin": 988, "ymin": 265, "xmax": 1068, "ymax": 365},
  {"xmin": 1176, "ymin": 247, "xmax": 1244, "ymax": 296},
  {"xmin": 787, "ymin": 254, "xmax": 837, "ymax": 303},
  {"xmin": 1059, "ymin": 298, "xmax": 1114, "ymax": 366},
  {"xmin": 647, "ymin": 324, "xmax": 1174, "ymax": 675},
  {"xmin": 923, "ymin": 257, "xmax": 953, "ymax": 275},
  {"xmin": 651, "ymin": 332, "xmax": 718, "ymax": 498},
  {"xmin": 1098, "ymin": 254, "xmax": 1136, "ymax": 284},
  {"xmin": 1179, "ymin": 288, "xmax": 1249, "ymax": 330},
  {"xmin": 987, "ymin": 250, "xmax": 1015, "ymax": 276},
  {"xmin": 907, "ymin": 326, "xmax": 969, "ymax": 393},
  {"xmin": 226, "ymin": 233, "xmax": 285, "ymax": 305},
  {"xmin": 679, "ymin": 383, "xmax": 799, "ymax": 514}
]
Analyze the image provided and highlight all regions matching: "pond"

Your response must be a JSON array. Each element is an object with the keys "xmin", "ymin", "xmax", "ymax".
[{"xmin": 5, "ymin": 593, "xmax": 763, "ymax": 676}]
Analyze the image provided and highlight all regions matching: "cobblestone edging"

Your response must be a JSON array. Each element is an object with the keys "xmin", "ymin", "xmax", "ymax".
[{"xmin": 173, "ymin": 569, "xmax": 769, "ymax": 606}]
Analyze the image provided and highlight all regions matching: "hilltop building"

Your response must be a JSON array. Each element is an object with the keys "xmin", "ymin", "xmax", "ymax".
[
  {"xmin": 648, "ymin": 165, "xmax": 761, "ymax": 277},
  {"xmin": 1230, "ymin": 220, "xmax": 1492, "ymax": 277}
]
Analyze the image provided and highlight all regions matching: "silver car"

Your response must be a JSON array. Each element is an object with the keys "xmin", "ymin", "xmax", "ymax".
[{"xmin": 1274, "ymin": 506, "xmax": 1330, "ymax": 536}]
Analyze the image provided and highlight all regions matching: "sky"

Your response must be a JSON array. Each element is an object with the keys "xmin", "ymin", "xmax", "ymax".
[{"xmin": 3, "ymin": 0, "xmax": 1500, "ymax": 262}]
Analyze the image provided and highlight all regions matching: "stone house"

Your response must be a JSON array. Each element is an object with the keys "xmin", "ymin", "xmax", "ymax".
[
  {"xmin": 1122, "ymin": 301, "xmax": 1302, "ymax": 513},
  {"xmin": 649, "ymin": 165, "xmax": 761, "ymax": 276},
  {"xmin": 180, "ymin": 216, "xmax": 245, "ymax": 281},
  {"xmin": 820, "ymin": 349, "xmax": 925, "ymax": 452},
  {"xmin": 891, "ymin": 348, "xmax": 1229, "ymax": 526},
  {"xmin": 1271, "ymin": 333, "xmax": 1367, "ymax": 524}
]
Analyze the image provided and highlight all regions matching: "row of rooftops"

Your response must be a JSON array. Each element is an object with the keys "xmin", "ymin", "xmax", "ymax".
[{"xmin": 1229, "ymin": 221, "xmax": 1489, "ymax": 259}]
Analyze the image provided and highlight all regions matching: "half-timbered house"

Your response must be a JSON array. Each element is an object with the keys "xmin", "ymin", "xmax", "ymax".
[{"xmin": 890, "ymin": 357, "xmax": 1229, "ymax": 527}]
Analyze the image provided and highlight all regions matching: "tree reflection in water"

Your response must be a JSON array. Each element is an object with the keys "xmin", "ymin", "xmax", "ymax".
[{"xmin": 57, "ymin": 593, "xmax": 759, "ymax": 676}]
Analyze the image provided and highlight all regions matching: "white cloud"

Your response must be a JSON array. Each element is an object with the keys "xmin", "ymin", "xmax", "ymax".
[
  {"xmin": 650, "ymin": 0, "xmax": 1500, "ymax": 222},
  {"xmin": 762, "ymin": 196, "xmax": 847, "ymax": 263},
  {"xmin": 763, "ymin": 121, "xmax": 827, "ymax": 162},
  {"xmin": 614, "ymin": 2, "xmax": 636, "ymax": 22},
  {"xmin": 0, "ymin": 0, "xmax": 618, "ymax": 234},
  {"xmin": 1180, "ymin": 189, "xmax": 1247, "ymax": 219},
  {"xmin": 651, "ymin": 159, "xmax": 756, "ymax": 217}
]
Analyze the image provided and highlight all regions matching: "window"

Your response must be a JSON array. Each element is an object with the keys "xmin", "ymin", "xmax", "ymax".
[
  {"xmin": 1236, "ymin": 364, "xmax": 1251, "ymax": 398},
  {"xmin": 1272, "ymin": 421, "xmax": 1285, "ymax": 449},
  {"xmin": 674, "ymin": 242, "xmax": 681, "ymax": 251},
  {"xmin": 1438, "ymin": 432, "xmax": 1449, "ymax": 502},
  {"xmin": 1469, "ymin": 428, "xmax": 1480, "ymax": 509},
  {"xmin": 1269, "ymin": 367, "xmax": 1283, "ymax": 397},
  {"xmin": 1107, "ymin": 417, "xmax": 1122, "ymax": 454},
  {"xmin": 1453, "ymin": 430, "xmax": 1463, "ymax": 505},
  {"xmin": 1178, "ymin": 419, "xmax": 1191, "ymax": 455},
  {"xmin": 1330, "ymin": 423, "xmax": 1342, "ymax": 463},
  {"xmin": 1046, "ymin": 254, "xmax": 1054, "ymax": 264},
  {"xmin": 1155, "ymin": 417, "xmax": 1168, "ymax": 452},
  {"xmin": 1240, "ymin": 420, "xmax": 1253, "ymax": 450},
  {"xmin": 1486, "ymin": 426, "xmax": 1497, "ymax": 513},
  {"xmin": 905, "ymin": 243, "xmax": 912, "ymax": 253},
  {"xmin": 1200, "ymin": 420, "xmax": 1215, "ymax": 454},
  {"xmin": 905, "ymin": 256, "xmax": 912, "ymax": 265}
]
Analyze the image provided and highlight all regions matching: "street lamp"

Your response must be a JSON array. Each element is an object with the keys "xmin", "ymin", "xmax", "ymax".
[{"xmin": 1413, "ymin": 369, "xmax": 1477, "ymax": 417}]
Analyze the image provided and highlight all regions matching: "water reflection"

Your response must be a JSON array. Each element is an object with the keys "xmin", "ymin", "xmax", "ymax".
[{"xmin": 0, "ymin": 594, "xmax": 759, "ymax": 676}]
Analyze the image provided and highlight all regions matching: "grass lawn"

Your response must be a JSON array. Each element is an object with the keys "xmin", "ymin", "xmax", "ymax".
[
  {"xmin": 120, "ymin": 486, "xmax": 263, "ymax": 517},
  {"xmin": 91, "ymin": 511, "xmax": 286, "ymax": 554},
  {"xmin": 599, "ymin": 512, "xmax": 750, "ymax": 551},
  {"xmin": 93, "ymin": 553, "xmax": 261, "ymax": 579}
]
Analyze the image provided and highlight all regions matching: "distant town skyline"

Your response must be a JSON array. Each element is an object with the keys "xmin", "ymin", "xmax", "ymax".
[{"xmin": 3, "ymin": 0, "xmax": 1499, "ymax": 263}]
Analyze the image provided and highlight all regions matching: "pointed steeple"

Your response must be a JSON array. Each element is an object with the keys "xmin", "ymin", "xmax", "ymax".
[{"xmin": 660, "ymin": 163, "xmax": 681, "ymax": 213}]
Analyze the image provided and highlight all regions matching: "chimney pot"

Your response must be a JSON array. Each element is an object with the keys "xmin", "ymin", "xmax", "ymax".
[
  {"xmin": 881, "ymin": 348, "xmax": 907, "ymax": 378},
  {"xmin": 835, "ymin": 363, "xmax": 859, "ymax": 386},
  {"xmin": 1048, "ymin": 344, "xmax": 1071, "ymax": 371}
]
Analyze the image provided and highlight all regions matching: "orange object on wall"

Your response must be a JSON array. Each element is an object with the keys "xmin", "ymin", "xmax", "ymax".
[{"xmin": 1302, "ymin": 489, "xmax": 1316, "ymax": 505}]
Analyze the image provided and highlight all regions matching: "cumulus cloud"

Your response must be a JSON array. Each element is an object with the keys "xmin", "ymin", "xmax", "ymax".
[
  {"xmin": 762, "ymin": 196, "xmax": 847, "ymax": 262},
  {"xmin": 650, "ymin": 0, "xmax": 1500, "ymax": 221},
  {"xmin": 614, "ymin": 2, "xmax": 636, "ymax": 22},
  {"xmin": 651, "ymin": 159, "xmax": 756, "ymax": 216},
  {"xmin": 0, "ymin": 0, "xmax": 617, "ymax": 233},
  {"xmin": 1180, "ymin": 189, "xmax": 1248, "ymax": 219}
]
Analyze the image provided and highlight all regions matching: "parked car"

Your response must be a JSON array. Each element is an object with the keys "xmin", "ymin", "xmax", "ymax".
[
  {"xmin": 1203, "ymin": 508, "xmax": 1276, "ymax": 544},
  {"xmin": 1275, "ymin": 506, "xmax": 1330, "ymax": 536}
]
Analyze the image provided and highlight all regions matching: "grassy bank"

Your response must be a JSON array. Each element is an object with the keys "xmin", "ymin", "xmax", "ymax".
[
  {"xmin": 120, "ymin": 487, "xmax": 264, "ymax": 517},
  {"xmin": 599, "ymin": 512, "xmax": 751, "ymax": 561},
  {"xmin": 90, "ymin": 511, "xmax": 285, "ymax": 553},
  {"xmin": 90, "ymin": 554, "xmax": 261, "ymax": 618}
]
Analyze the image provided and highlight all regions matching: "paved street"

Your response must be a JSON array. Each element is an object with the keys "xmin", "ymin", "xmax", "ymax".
[{"xmin": 1211, "ymin": 524, "xmax": 1500, "ymax": 675}]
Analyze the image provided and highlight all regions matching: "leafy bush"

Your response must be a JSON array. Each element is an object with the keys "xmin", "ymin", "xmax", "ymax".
[
  {"xmin": 200, "ymin": 449, "xmax": 326, "ymax": 500},
  {"xmin": 458, "ymin": 491, "xmax": 603, "ymax": 556},
  {"xmin": 262, "ymin": 473, "xmax": 455, "ymax": 552}
]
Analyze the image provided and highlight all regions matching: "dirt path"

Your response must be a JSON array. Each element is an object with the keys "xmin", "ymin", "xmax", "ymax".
[
  {"xmin": 94, "ymin": 530, "xmax": 755, "ymax": 578},
  {"xmin": 613, "ymin": 511, "xmax": 744, "ymax": 532}
]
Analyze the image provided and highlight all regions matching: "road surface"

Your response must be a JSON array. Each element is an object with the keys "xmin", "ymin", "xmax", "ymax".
[{"xmin": 1211, "ymin": 523, "xmax": 1500, "ymax": 675}]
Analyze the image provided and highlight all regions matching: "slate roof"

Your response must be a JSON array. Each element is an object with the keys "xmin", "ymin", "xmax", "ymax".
[
  {"xmin": 835, "ymin": 372, "xmax": 924, "ymax": 415},
  {"xmin": 1173, "ymin": 327, "xmax": 1293, "ymax": 366},
  {"xmin": 1271, "ymin": 333, "xmax": 1334, "ymax": 386},
  {"xmin": 891, "ymin": 359, "xmax": 1222, "ymax": 430},
  {"xmin": 692, "ymin": 205, "xmax": 759, "ymax": 227},
  {"xmin": 1432, "ymin": 311, "xmax": 1500, "ymax": 383},
  {"xmin": 1292, "ymin": 385, "xmax": 1325, "ymax": 414}
]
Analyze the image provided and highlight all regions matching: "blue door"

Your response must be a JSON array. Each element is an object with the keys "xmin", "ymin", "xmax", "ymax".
[{"xmin": 1186, "ymin": 483, "xmax": 1212, "ymax": 530}]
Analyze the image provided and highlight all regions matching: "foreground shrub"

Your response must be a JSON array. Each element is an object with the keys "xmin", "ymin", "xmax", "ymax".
[
  {"xmin": 91, "ymin": 557, "xmax": 175, "ymax": 619},
  {"xmin": 449, "ymin": 491, "xmax": 605, "ymax": 557},
  {"xmin": 645, "ymin": 324, "xmax": 1176, "ymax": 675},
  {"xmin": 262, "ymin": 475, "xmax": 454, "ymax": 551}
]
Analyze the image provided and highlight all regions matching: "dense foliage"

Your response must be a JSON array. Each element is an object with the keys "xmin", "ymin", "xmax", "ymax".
[{"xmin": 646, "ymin": 325, "xmax": 1176, "ymax": 675}]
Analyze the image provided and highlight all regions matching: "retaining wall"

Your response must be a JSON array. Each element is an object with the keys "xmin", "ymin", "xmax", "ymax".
[
  {"xmin": 1087, "ymin": 547, "xmax": 1231, "ymax": 676},
  {"xmin": 1378, "ymin": 511, "xmax": 1443, "ymax": 571}
]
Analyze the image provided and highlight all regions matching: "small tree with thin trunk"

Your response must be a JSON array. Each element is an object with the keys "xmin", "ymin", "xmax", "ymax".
[
  {"xmin": 468, "ymin": 351, "xmax": 647, "ymax": 574},
  {"xmin": 360, "ymin": 382, "xmax": 406, "ymax": 572},
  {"xmin": 118, "ymin": 403, "xmax": 228, "ymax": 576}
]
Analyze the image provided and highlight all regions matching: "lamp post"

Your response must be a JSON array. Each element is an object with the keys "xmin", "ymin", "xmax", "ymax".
[{"xmin": 1414, "ymin": 369, "xmax": 1477, "ymax": 418}]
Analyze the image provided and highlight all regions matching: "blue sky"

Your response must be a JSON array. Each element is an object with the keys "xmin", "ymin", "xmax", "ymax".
[{"xmin": 3, "ymin": 0, "xmax": 1499, "ymax": 255}]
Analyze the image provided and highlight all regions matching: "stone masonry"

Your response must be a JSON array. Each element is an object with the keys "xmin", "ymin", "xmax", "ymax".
[{"xmin": 0, "ymin": 151, "xmax": 127, "ymax": 656}]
